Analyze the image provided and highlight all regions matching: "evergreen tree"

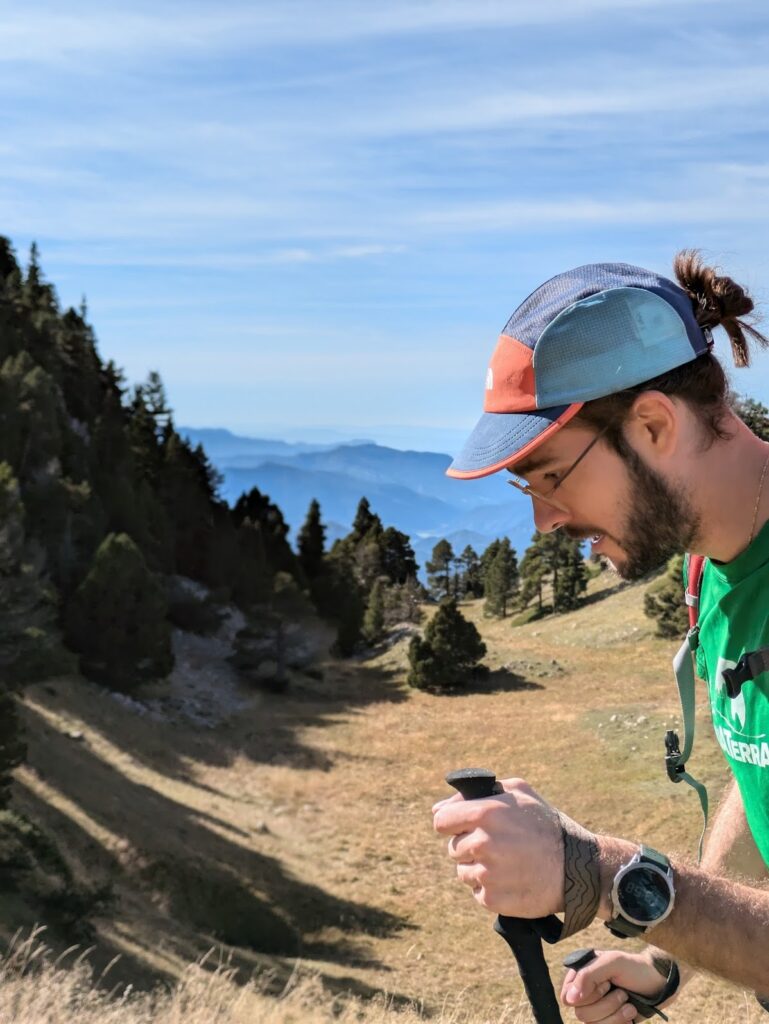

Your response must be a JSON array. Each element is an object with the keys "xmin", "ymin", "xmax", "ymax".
[
  {"xmin": 231, "ymin": 486, "xmax": 299, "ymax": 581},
  {"xmin": 519, "ymin": 536, "xmax": 547, "ymax": 611},
  {"xmin": 458, "ymin": 545, "xmax": 483, "ymax": 598},
  {"xmin": 328, "ymin": 557, "xmax": 365, "ymax": 657},
  {"xmin": 64, "ymin": 533, "xmax": 173, "ymax": 689},
  {"xmin": 351, "ymin": 497, "xmax": 383, "ymax": 542},
  {"xmin": 362, "ymin": 577, "xmax": 386, "ymax": 645},
  {"xmin": 483, "ymin": 539, "xmax": 519, "ymax": 618},
  {"xmin": 407, "ymin": 599, "xmax": 486, "ymax": 691},
  {"xmin": 297, "ymin": 499, "xmax": 326, "ymax": 580},
  {"xmin": 379, "ymin": 526, "xmax": 418, "ymax": 585},
  {"xmin": 479, "ymin": 539, "xmax": 502, "ymax": 591},
  {"xmin": 644, "ymin": 554, "xmax": 689, "ymax": 638},
  {"xmin": 553, "ymin": 536, "xmax": 587, "ymax": 612},
  {"xmin": 140, "ymin": 371, "xmax": 172, "ymax": 439},
  {"xmin": 518, "ymin": 532, "xmax": 587, "ymax": 614},
  {"xmin": 0, "ymin": 463, "xmax": 67, "ymax": 683},
  {"xmin": 426, "ymin": 539, "xmax": 454, "ymax": 600}
]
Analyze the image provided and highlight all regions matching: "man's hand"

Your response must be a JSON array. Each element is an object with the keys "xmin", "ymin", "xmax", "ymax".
[
  {"xmin": 560, "ymin": 950, "xmax": 677, "ymax": 1023},
  {"xmin": 432, "ymin": 776, "xmax": 564, "ymax": 918}
]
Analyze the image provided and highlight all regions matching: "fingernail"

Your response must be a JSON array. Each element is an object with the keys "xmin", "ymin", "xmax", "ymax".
[
  {"xmin": 566, "ymin": 985, "xmax": 580, "ymax": 1003},
  {"xmin": 622, "ymin": 1005, "xmax": 636, "ymax": 1019}
]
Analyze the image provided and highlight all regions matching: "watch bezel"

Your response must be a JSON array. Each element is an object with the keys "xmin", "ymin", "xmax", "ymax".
[{"xmin": 610, "ymin": 855, "xmax": 675, "ymax": 929}]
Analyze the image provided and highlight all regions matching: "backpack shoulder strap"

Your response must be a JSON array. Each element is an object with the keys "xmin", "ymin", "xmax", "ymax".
[{"xmin": 684, "ymin": 553, "xmax": 706, "ymax": 629}]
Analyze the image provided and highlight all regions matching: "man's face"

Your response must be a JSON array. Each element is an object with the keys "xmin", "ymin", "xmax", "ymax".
[{"xmin": 509, "ymin": 423, "xmax": 699, "ymax": 581}]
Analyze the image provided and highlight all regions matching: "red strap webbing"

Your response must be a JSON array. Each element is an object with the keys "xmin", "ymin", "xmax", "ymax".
[{"xmin": 685, "ymin": 553, "xmax": 706, "ymax": 630}]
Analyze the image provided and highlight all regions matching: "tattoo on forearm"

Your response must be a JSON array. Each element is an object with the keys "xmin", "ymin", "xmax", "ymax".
[{"xmin": 559, "ymin": 811, "xmax": 601, "ymax": 938}]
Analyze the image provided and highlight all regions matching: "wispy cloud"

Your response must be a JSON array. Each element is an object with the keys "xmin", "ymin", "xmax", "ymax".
[
  {"xmin": 3, "ymin": 2, "xmax": 769, "ymax": 433},
  {"xmin": 0, "ymin": 0, "xmax": 728, "ymax": 64}
]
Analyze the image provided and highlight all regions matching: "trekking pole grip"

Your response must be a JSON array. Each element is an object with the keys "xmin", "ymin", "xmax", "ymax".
[{"xmin": 446, "ymin": 768, "xmax": 565, "ymax": 1024}]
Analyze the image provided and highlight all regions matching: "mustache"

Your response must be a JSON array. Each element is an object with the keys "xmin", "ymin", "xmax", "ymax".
[{"xmin": 564, "ymin": 526, "xmax": 603, "ymax": 541}]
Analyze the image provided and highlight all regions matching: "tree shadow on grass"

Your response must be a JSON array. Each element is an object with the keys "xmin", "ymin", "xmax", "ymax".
[
  {"xmin": 32, "ymin": 660, "xmax": 409, "ymax": 785},
  {"xmin": 14, "ymin": 706, "xmax": 414, "ymax": 995},
  {"xmin": 578, "ymin": 578, "xmax": 636, "ymax": 609},
  {"xmin": 427, "ymin": 668, "xmax": 545, "ymax": 697},
  {"xmin": 476, "ymin": 667, "xmax": 546, "ymax": 694}
]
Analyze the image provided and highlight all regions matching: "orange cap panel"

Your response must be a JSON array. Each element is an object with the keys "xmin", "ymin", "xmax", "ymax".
[{"xmin": 483, "ymin": 334, "xmax": 537, "ymax": 413}]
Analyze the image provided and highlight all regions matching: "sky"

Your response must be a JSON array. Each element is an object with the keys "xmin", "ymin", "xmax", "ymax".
[{"xmin": 3, "ymin": 1, "xmax": 769, "ymax": 453}]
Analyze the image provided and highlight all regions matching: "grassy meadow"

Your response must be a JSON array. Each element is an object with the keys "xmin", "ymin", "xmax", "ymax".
[{"xmin": 2, "ymin": 571, "xmax": 765, "ymax": 1023}]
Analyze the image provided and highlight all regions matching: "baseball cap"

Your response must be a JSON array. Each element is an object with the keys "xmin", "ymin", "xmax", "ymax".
[{"xmin": 447, "ymin": 262, "xmax": 712, "ymax": 480}]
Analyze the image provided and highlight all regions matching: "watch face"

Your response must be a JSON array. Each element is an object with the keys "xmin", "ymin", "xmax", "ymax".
[{"xmin": 616, "ymin": 866, "xmax": 671, "ymax": 924}]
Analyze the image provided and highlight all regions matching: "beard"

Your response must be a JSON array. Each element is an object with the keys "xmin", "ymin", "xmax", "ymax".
[{"xmin": 569, "ymin": 437, "xmax": 701, "ymax": 582}]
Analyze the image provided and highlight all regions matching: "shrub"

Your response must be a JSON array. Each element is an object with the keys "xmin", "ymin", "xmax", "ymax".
[
  {"xmin": 407, "ymin": 599, "xmax": 486, "ymax": 692},
  {"xmin": 644, "ymin": 554, "xmax": 689, "ymax": 639},
  {"xmin": 64, "ymin": 532, "xmax": 173, "ymax": 689}
]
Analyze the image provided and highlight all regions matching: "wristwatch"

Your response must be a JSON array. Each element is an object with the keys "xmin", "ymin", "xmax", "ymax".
[{"xmin": 606, "ymin": 845, "xmax": 675, "ymax": 939}]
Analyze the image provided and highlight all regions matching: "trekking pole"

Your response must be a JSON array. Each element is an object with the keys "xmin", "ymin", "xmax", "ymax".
[{"xmin": 445, "ymin": 768, "xmax": 565, "ymax": 1024}]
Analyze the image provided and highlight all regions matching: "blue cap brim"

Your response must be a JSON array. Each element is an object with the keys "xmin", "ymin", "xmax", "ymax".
[{"xmin": 446, "ymin": 405, "xmax": 578, "ymax": 479}]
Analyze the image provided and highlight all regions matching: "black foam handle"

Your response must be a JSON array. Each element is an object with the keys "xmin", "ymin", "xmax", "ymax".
[
  {"xmin": 446, "ymin": 768, "xmax": 564, "ymax": 1024},
  {"xmin": 562, "ymin": 948, "xmax": 662, "ymax": 1020}
]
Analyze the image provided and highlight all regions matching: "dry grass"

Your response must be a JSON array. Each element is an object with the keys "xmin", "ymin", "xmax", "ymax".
[{"xmin": 5, "ymin": 572, "xmax": 765, "ymax": 1022}]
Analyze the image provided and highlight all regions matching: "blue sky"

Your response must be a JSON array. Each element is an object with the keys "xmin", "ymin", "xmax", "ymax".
[{"xmin": 3, "ymin": 1, "xmax": 769, "ymax": 453}]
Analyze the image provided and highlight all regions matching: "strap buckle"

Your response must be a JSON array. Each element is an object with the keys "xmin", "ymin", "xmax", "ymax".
[
  {"xmin": 721, "ymin": 649, "xmax": 769, "ymax": 698},
  {"xmin": 664, "ymin": 730, "xmax": 684, "ymax": 783}
]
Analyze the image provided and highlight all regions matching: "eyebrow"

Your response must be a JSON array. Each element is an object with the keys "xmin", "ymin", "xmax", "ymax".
[{"xmin": 507, "ymin": 453, "xmax": 558, "ymax": 478}]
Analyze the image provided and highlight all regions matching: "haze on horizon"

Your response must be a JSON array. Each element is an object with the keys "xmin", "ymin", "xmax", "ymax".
[{"xmin": 3, "ymin": 1, "xmax": 769, "ymax": 455}]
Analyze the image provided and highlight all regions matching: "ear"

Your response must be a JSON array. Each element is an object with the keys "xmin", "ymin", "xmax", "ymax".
[{"xmin": 624, "ymin": 391, "xmax": 679, "ymax": 460}]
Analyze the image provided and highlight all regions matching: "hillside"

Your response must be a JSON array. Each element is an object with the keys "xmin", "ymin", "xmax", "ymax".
[{"xmin": 5, "ymin": 571, "xmax": 761, "ymax": 1023}]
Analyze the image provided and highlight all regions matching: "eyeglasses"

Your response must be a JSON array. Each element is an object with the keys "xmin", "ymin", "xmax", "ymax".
[{"xmin": 507, "ymin": 427, "xmax": 609, "ymax": 513}]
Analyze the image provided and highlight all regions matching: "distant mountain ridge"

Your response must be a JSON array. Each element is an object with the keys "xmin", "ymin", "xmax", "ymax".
[{"xmin": 181, "ymin": 427, "xmax": 535, "ymax": 570}]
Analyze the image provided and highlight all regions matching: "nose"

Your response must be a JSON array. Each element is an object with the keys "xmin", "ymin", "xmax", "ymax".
[{"xmin": 531, "ymin": 495, "xmax": 568, "ymax": 534}]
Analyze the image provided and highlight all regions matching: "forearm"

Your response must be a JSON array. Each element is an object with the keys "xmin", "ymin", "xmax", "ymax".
[
  {"xmin": 597, "ymin": 835, "xmax": 769, "ymax": 993},
  {"xmin": 647, "ymin": 779, "xmax": 767, "ymax": 993},
  {"xmin": 701, "ymin": 779, "xmax": 768, "ymax": 880}
]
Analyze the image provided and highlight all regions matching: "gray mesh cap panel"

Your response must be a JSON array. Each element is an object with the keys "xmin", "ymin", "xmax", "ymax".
[
  {"xmin": 533, "ymin": 288, "xmax": 696, "ymax": 406},
  {"xmin": 502, "ymin": 263, "xmax": 670, "ymax": 349}
]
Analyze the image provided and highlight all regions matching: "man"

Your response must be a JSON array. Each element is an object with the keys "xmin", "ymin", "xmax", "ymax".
[{"xmin": 432, "ymin": 252, "xmax": 769, "ymax": 1017}]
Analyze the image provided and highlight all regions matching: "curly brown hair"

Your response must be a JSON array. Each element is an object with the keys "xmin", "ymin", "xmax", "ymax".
[{"xmin": 575, "ymin": 250, "xmax": 769, "ymax": 450}]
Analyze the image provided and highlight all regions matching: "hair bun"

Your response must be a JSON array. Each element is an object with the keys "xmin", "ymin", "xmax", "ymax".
[{"xmin": 674, "ymin": 249, "xmax": 765, "ymax": 368}]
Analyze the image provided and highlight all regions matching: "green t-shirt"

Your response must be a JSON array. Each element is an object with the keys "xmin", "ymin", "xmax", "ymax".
[{"xmin": 693, "ymin": 519, "xmax": 769, "ymax": 868}]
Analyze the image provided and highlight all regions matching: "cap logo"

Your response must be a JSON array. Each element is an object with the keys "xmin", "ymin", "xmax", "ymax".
[{"xmin": 485, "ymin": 367, "xmax": 494, "ymax": 390}]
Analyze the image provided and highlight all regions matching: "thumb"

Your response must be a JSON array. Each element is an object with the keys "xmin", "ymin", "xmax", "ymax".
[{"xmin": 562, "ymin": 958, "xmax": 620, "ymax": 1007}]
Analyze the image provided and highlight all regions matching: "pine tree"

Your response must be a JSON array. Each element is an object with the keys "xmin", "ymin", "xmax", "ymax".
[
  {"xmin": 362, "ymin": 577, "xmax": 386, "ymax": 645},
  {"xmin": 483, "ymin": 539, "xmax": 519, "ymax": 617},
  {"xmin": 426, "ymin": 539, "xmax": 454, "ymax": 600},
  {"xmin": 519, "ymin": 536, "xmax": 547, "ymax": 611},
  {"xmin": 379, "ymin": 526, "xmax": 418, "ymax": 584},
  {"xmin": 644, "ymin": 554, "xmax": 689, "ymax": 638},
  {"xmin": 518, "ymin": 532, "xmax": 587, "ymax": 614},
  {"xmin": 351, "ymin": 497, "xmax": 383, "ymax": 542},
  {"xmin": 64, "ymin": 533, "xmax": 173, "ymax": 689},
  {"xmin": 329, "ymin": 558, "xmax": 365, "ymax": 657},
  {"xmin": 479, "ymin": 539, "xmax": 502, "ymax": 592},
  {"xmin": 0, "ymin": 463, "xmax": 66, "ymax": 683},
  {"xmin": 297, "ymin": 499, "xmax": 326, "ymax": 580},
  {"xmin": 458, "ymin": 545, "xmax": 483, "ymax": 598},
  {"xmin": 231, "ymin": 486, "xmax": 299, "ymax": 581},
  {"xmin": 552, "ymin": 536, "xmax": 587, "ymax": 612},
  {"xmin": 407, "ymin": 599, "xmax": 486, "ymax": 691},
  {"xmin": 140, "ymin": 371, "xmax": 172, "ymax": 439}
]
